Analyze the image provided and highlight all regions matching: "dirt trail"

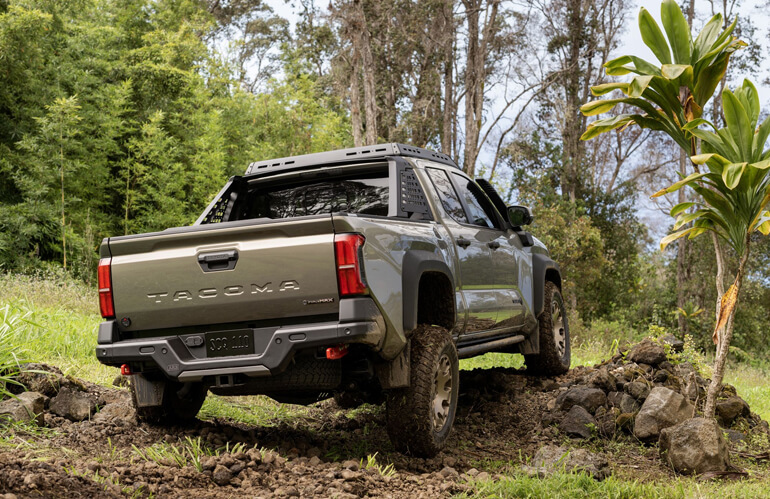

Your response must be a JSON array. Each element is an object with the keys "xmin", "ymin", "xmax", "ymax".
[{"xmin": 0, "ymin": 356, "xmax": 766, "ymax": 498}]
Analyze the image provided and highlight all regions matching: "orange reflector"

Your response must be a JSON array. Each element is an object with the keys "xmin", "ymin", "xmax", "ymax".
[
  {"xmin": 120, "ymin": 364, "xmax": 133, "ymax": 376},
  {"xmin": 326, "ymin": 344, "xmax": 348, "ymax": 360}
]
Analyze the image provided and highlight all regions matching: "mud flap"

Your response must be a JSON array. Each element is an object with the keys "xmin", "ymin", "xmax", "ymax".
[
  {"xmin": 376, "ymin": 343, "xmax": 410, "ymax": 389},
  {"xmin": 133, "ymin": 375, "xmax": 165, "ymax": 407}
]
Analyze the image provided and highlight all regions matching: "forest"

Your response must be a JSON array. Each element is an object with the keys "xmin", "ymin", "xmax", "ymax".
[{"xmin": 1, "ymin": 0, "xmax": 769, "ymax": 363}]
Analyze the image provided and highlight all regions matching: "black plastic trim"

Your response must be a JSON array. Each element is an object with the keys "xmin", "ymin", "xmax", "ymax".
[
  {"xmin": 401, "ymin": 250, "xmax": 455, "ymax": 332},
  {"xmin": 533, "ymin": 253, "xmax": 561, "ymax": 317}
]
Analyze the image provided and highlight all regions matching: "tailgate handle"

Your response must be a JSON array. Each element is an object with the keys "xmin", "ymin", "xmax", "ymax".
[{"xmin": 198, "ymin": 250, "xmax": 238, "ymax": 272}]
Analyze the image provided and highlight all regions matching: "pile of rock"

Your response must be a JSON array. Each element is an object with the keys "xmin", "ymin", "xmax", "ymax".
[
  {"xmin": 543, "ymin": 338, "xmax": 768, "ymax": 474},
  {"xmin": 0, "ymin": 363, "xmax": 123, "ymax": 426}
]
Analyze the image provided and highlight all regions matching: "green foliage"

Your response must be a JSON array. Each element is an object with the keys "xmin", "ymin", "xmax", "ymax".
[
  {"xmin": 0, "ymin": 0, "xmax": 351, "ymax": 277},
  {"xmin": 581, "ymin": 0, "xmax": 745, "ymax": 150},
  {"xmin": 0, "ymin": 304, "xmax": 28, "ymax": 398}
]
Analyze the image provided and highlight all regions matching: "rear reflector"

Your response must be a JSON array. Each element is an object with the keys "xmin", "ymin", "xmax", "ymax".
[
  {"xmin": 98, "ymin": 258, "xmax": 115, "ymax": 319},
  {"xmin": 326, "ymin": 344, "xmax": 348, "ymax": 360},
  {"xmin": 334, "ymin": 234, "xmax": 367, "ymax": 296}
]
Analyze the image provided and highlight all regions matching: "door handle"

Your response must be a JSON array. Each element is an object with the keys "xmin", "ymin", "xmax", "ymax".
[
  {"xmin": 456, "ymin": 236, "xmax": 471, "ymax": 249},
  {"xmin": 198, "ymin": 250, "xmax": 238, "ymax": 272},
  {"xmin": 487, "ymin": 241, "xmax": 501, "ymax": 250}
]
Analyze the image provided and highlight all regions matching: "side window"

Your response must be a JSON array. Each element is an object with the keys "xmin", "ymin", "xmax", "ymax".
[
  {"xmin": 426, "ymin": 168, "xmax": 469, "ymax": 224},
  {"xmin": 451, "ymin": 173, "xmax": 498, "ymax": 229}
]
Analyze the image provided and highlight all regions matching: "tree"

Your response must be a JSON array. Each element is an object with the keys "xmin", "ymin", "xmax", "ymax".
[{"xmin": 580, "ymin": 0, "xmax": 768, "ymax": 417}]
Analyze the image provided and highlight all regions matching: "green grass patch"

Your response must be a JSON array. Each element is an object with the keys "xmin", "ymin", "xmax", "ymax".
[{"xmin": 460, "ymin": 472, "xmax": 770, "ymax": 499}]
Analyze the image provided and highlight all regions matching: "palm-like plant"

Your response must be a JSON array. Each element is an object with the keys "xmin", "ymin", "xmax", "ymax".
[
  {"xmin": 579, "ymin": 0, "xmax": 770, "ymax": 419},
  {"xmin": 580, "ymin": 0, "xmax": 744, "ymax": 152},
  {"xmin": 652, "ymin": 80, "xmax": 770, "ymax": 416}
]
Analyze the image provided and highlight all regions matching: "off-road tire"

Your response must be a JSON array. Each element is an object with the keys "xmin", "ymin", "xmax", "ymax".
[
  {"xmin": 385, "ymin": 325, "xmax": 458, "ymax": 457},
  {"xmin": 525, "ymin": 281, "xmax": 570, "ymax": 375},
  {"xmin": 130, "ymin": 375, "xmax": 206, "ymax": 425}
]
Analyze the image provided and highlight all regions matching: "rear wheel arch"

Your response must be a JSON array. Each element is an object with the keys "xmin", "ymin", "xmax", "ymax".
[{"xmin": 402, "ymin": 250, "xmax": 455, "ymax": 333}]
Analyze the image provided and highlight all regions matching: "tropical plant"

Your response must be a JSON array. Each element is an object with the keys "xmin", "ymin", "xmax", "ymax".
[
  {"xmin": 579, "ymin": 0, "xmax": 770, "ymax": 418},
  {"xmin": 652, "ymin": 80, "xmax": 770, "ymax": 416},
  {"xmin": 580, "ymin": 0, "xmax": 745, "ymax": 152}
]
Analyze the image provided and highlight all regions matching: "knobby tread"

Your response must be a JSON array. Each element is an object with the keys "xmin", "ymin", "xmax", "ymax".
[
  {"xmin": 525, "ymin": 280, "xmax": 570, "ymax": 376},
  {"xmin": 385, "ymin": 325, "xmax": 458, "ymax": 457}
]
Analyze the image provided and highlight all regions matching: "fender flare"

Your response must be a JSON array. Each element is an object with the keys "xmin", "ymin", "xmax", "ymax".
[
  {"xmin": 402, "ymin": 250, "xmax": 455, "ymax": 332},
  {"xmin": 532, "ymin": 253, "xmax": 562, "ymax": 318}
]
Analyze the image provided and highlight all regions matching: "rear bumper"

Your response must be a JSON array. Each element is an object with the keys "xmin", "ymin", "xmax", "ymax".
[{"xmin": 95, "ymin": 297, "xmax": 385, "ymax": 382}]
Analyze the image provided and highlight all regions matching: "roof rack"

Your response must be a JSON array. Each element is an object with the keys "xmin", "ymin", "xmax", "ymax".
[{"xmin": 244, "ymin": 143, "xmax": 458, "ymax": 176}]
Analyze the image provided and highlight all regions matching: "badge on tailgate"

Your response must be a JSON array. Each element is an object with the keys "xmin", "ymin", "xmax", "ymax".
[{"xmin": 205, "ymin": 329, "xmax": 255, "ymax": 358}]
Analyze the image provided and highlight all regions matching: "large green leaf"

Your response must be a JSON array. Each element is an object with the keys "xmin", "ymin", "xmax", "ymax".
[
  {"xmin": 671, "ymin": 201, "xmax": 696, "ymax": 217},
  {"xmin": 722, "ymin": 90, "xmax": 753, "ymax": 161},
  {"xmin": 661, "ymin": 0, "xmax": 691, "ymax": 64},
  {"xmin": 581, "ymin": 99, "xmax": 625, "ymax": 116},
  {"xmin": 722, "ymin": 162, "xmax": 747, "ymax": 189},
  {"xmin": 660, "ymin": 227, "xmax": 700, "ymax": 250},
  {"xmin": 639, "ymin": 7, "xmax": 672, "ymax": 65},
  {"xmin": 753, "ymin": 115, "xmax": 770, "ymax": 161},
  {"xmin": 628, "ymin": 75, "xmax": 654, "ymax": 98},
  {"xmin": 661, "ymin": 64, "xmax": 693, "ymax": 87},
  {"xmin": 692, "ymin": 14, "xmax": 723, "ymax": 62},
  {"xmin": 591, "ymin": 82, "xmax": 630, "ymax": 96},
  {"xmin": 651, "ymin": 172, "xmax": 708, "ymax": 198},
  {"xmin": 737, "ymin": 79, "xmax": 760, "ymax": 130},
  {"xmin": 580, "ymin": 114, "xmax": 635, "ymax": 140},
  {"xmin": 693, "ymin": 52, "xmax": 730, "ymax": 106},
  {"xmin": 674, "ymin": 210, "xmax": 708, "ymax": 230}
]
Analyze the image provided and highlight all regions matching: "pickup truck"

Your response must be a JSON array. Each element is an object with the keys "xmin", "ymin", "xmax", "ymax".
[{"xmin": 95, "ymin": 143, "xmax": 569, "ymax": 457}]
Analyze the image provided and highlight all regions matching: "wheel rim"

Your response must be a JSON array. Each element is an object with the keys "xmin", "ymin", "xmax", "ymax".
[
  {"xmin": 552, "ymin": 296, "xmax": 567, "ymax": 358},
  {"xmin": 431, "ymin": 353, "xmax": 453, "ymax": 431}
]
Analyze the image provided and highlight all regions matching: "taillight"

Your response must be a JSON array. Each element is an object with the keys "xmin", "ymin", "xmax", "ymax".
[
  {"xmin": 334, "ymin": 234, "xmax": 367, "ymax": 296},
  {"xmin": 98, "ymin": 258, "xmax": 115, "ymax": 319}
]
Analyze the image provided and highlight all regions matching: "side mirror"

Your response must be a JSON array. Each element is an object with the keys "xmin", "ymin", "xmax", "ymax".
[{"xmin": 507, "ymin": 205, "xmax": 533, "ymax": 227}]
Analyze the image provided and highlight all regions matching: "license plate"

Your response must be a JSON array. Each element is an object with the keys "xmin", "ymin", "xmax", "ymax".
[{"xmin": 205, "ymin": 329, "xmax": 255, "ymax": 358}]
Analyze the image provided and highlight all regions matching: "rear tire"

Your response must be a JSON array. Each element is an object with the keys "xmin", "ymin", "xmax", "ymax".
[
  {"xmin": 525, "ymin": 281, "xmax": 570, "ymax": 375},
  {"xmin": 386, "ymin": 325, "xmax": 458, "ymax": 457},
  {"xmin": 130, "ymin": 375, "xmax": 206, "ymax": 425}
]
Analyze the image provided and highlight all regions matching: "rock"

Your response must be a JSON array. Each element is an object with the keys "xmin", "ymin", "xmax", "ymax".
[
  {"xmin": 607, "ymin": 391, "xmax": 623, "ymax": 408},
  {"xmin": 725, "ymin": 429, "xmax": 746, "ymax": 443},
  {"xmin": 340, "ymin": 469, "xmax": 359, "ymax": 481},
  {"xmin": 342, "ymin": 459, "xmax": 359, "ymax": 471},
  {"xmin": 555, "ymin": 386, "xmax": 607, "ymax": 414},
  {"xmin": 619, "ymin": 393, "xmax": 640, "ymax": 414},
  {"xmin": 587, "ymin": 369, "xmax": 616, "ymax": 393},
  {"xmin": 92, "ymin": 402, "xmax": 135, "ymax": 423},
  {"xmin": 440, "ymin": 466, "xmax": 459, "ymax": 478},
  {"xmin": 274, "ymin": 485, "xmax": 300, "ymax": 497},
  {"xmin": 625, "ymin": 381, "xmax": 650, "ymax": 401},
  {"xmin": 49, "ymin": 386, "xmax": 97, "ymax": 422},
  {"xmin": 560, "ymin": 406, "xmax": 596, "ymax": 439},
  {"xmin": 212, "ymin": 465, "xmax": 232, "ymax": 486},
  {"xmin": 523, "ymin": 445, "xmax": 608, "ymax": 480},
  {"xmin": 0, "ymin": 392, "xmax": 47, "ymax": 424},
  {"xmin": 626, "ymin": 339, "xmax": 667, "ymax": 366},
  {"xmin": 659, "ymin": 418, "xmax": 729, "ymax": 475},
  {"xmin": 14, "ymin": 364, "xmax": 64, "ymax": 397},
  {"xmin": 716, "ymin": 397, "xmax": 750, "ymax": 426},
  {"xmin": 661, "ymin": 335, "xmax": 684, "ymax": 353},
  {"xmin": 616, "ymin": 412, "xmax": 634, "ymax": 430},
  {"xmin": 634, "ymin": 387, "xmax": 694, "ymax": 440}
]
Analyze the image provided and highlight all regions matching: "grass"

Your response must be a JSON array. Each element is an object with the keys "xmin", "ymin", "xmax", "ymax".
[{"xmin": 460, "ymin": 472, "xmax": 770, "ymax": 499}]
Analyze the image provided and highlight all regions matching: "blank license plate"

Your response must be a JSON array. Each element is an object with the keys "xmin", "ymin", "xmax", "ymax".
[{"xmin": 205, "ymin": 329, "xmax": 255, "ymax": 358}]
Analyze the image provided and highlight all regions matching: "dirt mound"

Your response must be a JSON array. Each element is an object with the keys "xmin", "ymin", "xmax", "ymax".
[{"xmin": 0, "ymin": 342, "xmax": 768, "ymax": 497}]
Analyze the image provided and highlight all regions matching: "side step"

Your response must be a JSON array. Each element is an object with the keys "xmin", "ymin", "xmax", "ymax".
[{"xmin": 456, "ymin": 335, "xmax": 525, "ymax": 359}]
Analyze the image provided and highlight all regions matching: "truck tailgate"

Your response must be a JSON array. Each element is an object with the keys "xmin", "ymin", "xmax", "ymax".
[{"xmin": 107, "ymin": 216, "xmax": 339, "ymax": 332}]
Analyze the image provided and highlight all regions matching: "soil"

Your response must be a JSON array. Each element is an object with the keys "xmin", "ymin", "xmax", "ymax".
[{"xmin": 0, "ymin": 357, "xmax": 767, "ymax": 498}]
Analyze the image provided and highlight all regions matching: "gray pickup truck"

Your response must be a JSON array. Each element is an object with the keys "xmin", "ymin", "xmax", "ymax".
[{"xmin": 95, "ymin": 144, "xmax": 569, "ymax": 457}]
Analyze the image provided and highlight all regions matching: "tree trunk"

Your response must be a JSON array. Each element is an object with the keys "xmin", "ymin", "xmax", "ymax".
[
  {"xmin": 676, "ymin": 149, "xmax": 690, "ymax": 335},
  {"xmin": 560, "ymin": 0, "xmax": 584, "ymax": 201},
  {"xmin": 442, "ymin": 0, "xmax": 454, "ymax": 156},
  {"xmin": 353, "ymin": 0, "xmax": 377, "ymax": 145},
  {"xmin": 462, "ymin": 0, "xmax": 481, "ymax": 175},
  {"xmin": 349, "ymin": 60, "xmax": 364, "ymax": 147},
  {"xmin": 703, "ymin": 236, "xmax": 750, "ymax": 418}
]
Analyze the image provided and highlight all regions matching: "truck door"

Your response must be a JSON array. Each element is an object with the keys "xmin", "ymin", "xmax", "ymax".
[
  {"xmin": 448, "ymin": 172, "xmax": 527, "ymax": 331},
  {"xmin": 424, "ymin": 168, "xmax": 499, "ymax": 333}
]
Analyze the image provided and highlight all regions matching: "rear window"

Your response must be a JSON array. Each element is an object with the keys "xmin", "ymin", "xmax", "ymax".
[{"xmin": 233, "ymin": 171, "xmax": 389, "ymax": 220}]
